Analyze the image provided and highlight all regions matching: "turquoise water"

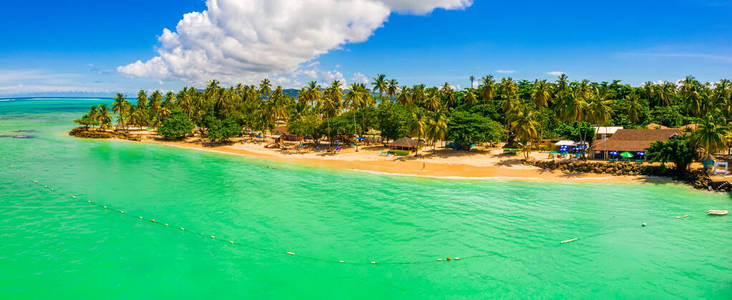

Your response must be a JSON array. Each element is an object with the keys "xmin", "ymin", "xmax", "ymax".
[{"xmin": 1, "ymin": 99, "xmax": 730, "ymax": 299}]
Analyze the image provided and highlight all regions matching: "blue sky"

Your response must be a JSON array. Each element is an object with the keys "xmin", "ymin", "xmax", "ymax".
[{"xmin": 1, "ymin": 0, "xmax": 731, "ymax": 96}]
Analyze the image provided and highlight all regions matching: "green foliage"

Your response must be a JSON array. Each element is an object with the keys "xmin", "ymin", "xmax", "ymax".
[
  {"xmin": 74, "ymin": 115, "xmax": 98, "ymax": 128},
  {"xmin": 205, "ymin": 117, "xmax": 241, "ymax": 142},
  {"xmin": 390, "ymin": 149, "xmax": 411, "ymax": 156},
  {"xmin": 554, "ymin": 122, "xmax": 596, "ymax": 144},
  {"xmin": 288, "ymin": 112, "xmax": 323, "ymax": 141},
  {"xmin": 647, "ymin": 135, "xmax": 697, "ymax": 175},
  {"xmin": 376, "ymin": 102, "xmax": 411, "ymax": 141},
  {"xmin": 447, "ymin": 110, "xmax": 504, "ymax": 149},
  {"xmin": 648, "ymin": 106, "xmax": 685, "ymax": 128},
  {"xmin": 158, "ymin": 109, "xmax": 194, "ymax": 140}
]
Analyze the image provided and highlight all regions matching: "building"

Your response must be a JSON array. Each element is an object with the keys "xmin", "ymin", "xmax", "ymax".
[
  {"xmin": 595, "ymin": 126, "xmax": 623, "ymax": 140},
  {"xmin": 592, "ymin": 129, "xmax": 682, "ymax": 160},
  {"xmin": 390, "ymin": 137, "xmax": 419, "ymax": 151}
]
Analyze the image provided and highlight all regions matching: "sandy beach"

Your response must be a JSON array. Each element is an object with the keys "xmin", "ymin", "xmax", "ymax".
[{"xmin": 118, "ymin": 134, "xmax": 674, "ymax": 185}]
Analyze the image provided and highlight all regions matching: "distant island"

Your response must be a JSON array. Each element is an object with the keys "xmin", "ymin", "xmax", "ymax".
[{"xmin": 70, "ymin": 75, "xmax": 732, "ymax": 192}]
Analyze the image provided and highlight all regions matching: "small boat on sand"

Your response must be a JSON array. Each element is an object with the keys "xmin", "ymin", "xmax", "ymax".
[{"xmin": 707, "ymin": 210, "xmax": 728, "ymax": 216}]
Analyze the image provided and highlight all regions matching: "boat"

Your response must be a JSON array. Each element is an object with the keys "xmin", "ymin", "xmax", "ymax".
[{"xmin": 707, "ymin": 210, "xmax": 728, "ymax": 216}]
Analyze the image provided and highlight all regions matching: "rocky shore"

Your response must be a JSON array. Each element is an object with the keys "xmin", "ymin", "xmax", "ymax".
[
  {"xmin": 68, "ymin": 127, "xmax": 141, "ymax": 141},
  {"xmin": 525, "ymin": 159, "xmax": 731, "ymax": 192}
]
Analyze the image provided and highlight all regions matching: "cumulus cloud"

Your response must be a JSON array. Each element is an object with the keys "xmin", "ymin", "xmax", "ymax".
[
  {"xmin": 117, "ymin": 0, "xmax": 472, "ymax": 86},
  {"xmin": 496, "ymin": 70, "xmax": 515, "ymax": 74},
  {"xmin": 547, "ymin": 71, "xmax": 565, "ymax": 76},
  {"xmin": 352, "ymin": 72, "xmax": 369, "ymax": 84}
]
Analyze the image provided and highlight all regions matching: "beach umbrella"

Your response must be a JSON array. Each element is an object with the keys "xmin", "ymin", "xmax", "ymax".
[
  {"xmin": 609, "ymin": 151, "xmax": 619, "ymax": 156},
  {"xmin": 619, "ymin": 152, "xmax": 634, "ymax": 158},
  {"xmin": 636, "ymin": 151, "xmax": 646, "ymax": 156}
]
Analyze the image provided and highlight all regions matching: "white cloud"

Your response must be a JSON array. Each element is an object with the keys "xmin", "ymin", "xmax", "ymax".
[
  {"xmin": 352, "ymin": 72, "xmax": 369, "ymax": 84},
  {"xmin": 322, "ymin": 70, "xmax": 347, "ymax": 85},
  {"xmin": 547, "ymin": 71, "xmax": 565, "ymax": 76},
  {"xmin": 495, "ymin": 70, "xmax": 515, "ymax": 74},
  {"xmin": 117, "ymin": 0, "xmax": 472, "ymax": 86}
]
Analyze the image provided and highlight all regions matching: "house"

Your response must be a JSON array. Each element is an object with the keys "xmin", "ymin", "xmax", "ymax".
[
  {"xmin": 595, "ymin": 126, "xmax": 623, "ymax": 140},
  {"xmin": 592, "ymin": 129, "xmax": 682, "ymax": 160},
  {"xmin": 271, "ymin": 126, "xmax": 301, "ymax": 141},
  {"xmin": 390, "ymin": 137, "xmax": 419, "ymax": 151}
]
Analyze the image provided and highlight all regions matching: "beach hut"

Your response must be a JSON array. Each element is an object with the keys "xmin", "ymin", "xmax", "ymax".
[
  {"xmin": 592, "ymin": 128, "xmax": 681, "ymax": 160},
  {"xmin": 390, "ymin": 137, "xmax": 419, "ymax": 151}
]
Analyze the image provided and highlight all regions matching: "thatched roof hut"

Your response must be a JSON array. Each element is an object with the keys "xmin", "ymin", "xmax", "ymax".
[
  {"xmin": 646, "ymin": 123, "xmax": 669, "ymax": 130},
  {"xmin": 593, "ymin": 129, "xmax": 681, "ymax": 152},
  {"xmin": 390, "ymin": 137, "xmax": 419, "ymax": 150}
]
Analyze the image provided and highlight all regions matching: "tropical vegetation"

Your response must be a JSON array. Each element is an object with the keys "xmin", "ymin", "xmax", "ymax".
[{"xmin": 76, "ymin": 75, "xmax": 731, "ymax": 160}]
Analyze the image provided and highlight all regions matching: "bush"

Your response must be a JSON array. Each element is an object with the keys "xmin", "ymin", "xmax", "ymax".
[
  {"xmin": 158, "ymin": 109, "xmax": 194, "ymax": 139},
  {"xmin": 390, "ymin": 149, "xmax": 411, "ymax": 156}
]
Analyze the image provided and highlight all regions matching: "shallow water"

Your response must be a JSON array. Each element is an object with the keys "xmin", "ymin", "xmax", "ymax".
[{"xmin": 1, "ymin": 99, "xmax": 731, "ymax": 299}]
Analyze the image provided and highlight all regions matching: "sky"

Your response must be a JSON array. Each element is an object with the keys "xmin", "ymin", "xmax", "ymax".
[{"xmin": 1, "ymin": 0, "xmax": 731, "ymax": 97}]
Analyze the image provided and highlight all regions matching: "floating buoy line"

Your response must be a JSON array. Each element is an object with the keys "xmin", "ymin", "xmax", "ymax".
[{"xmin": 0, "ymin": 157, "xmax": 706, "ymax": 266}]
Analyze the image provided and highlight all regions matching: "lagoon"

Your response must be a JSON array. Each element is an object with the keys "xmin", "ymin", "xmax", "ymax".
[{"xmin": 0, "ymin": 99, "xmax": 730, "ymax": 298}]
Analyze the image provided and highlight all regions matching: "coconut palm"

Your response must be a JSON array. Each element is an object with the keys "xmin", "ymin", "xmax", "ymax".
[
  {"xmin": 410, "ymin": 109, "xmax": 427, "ymax": 156},
  {"xmin": 531, "ymin": 79, "xmax": 553, "ymax": 107},
  {"xmin": 586, "ymin": 87, "xmax": 614, "ymax": 126},
  {"xmin": 692, "ymin": 115, "xmax": 728, "ymax": 161},
  {"xmin": 507, "ymin": 107, "xmax": 540, "ymax": 159},
  {"xmin": 259, "ymin": 78, "xmax": 272, "ymax": 96},
  {"xmin": 626, "ymin": 93, "xmax": 643, "ymax": 123},
  {"xmin": 469, "ymin": 75, "xmax": 475, "ymax": 89},
  {"xmin": 396, "ymin": 86, "xmax": 413, "ymax": 107},
  {"xmin": 111, "ymin": 93, "xmax": 130, "ymax": 131},
  {"xmin": 478, "ymin": 75, "xmax": 497, "ymax": 102},
  {"xmin": 346, "ymin": 83, "xmax": 366, "ymax": 137},
  {"xmin": 97, "ymin": 104, "xmax": 112, "ymax": 129},
  {"xmin": 426, "ymin": 110, "xmax": 449, "ymax": 150},
  {"xmin": 387, "ymin": 79, "xmax": 399, "ymax": 99},
  {"xmin": 371, "ymin": 74, "xmax": 387, "ymax": 101}
]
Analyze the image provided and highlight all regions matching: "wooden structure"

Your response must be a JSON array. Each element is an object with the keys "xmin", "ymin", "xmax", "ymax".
[
  {"xmin": 390, "ymin": 137, "xmax": 419, "ymax": 151},
  {"xmin": 592, "ymin": 129, "xmax": 681, "ymax": 160}
]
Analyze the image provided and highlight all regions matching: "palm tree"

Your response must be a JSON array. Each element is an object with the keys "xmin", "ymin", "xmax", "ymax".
[
  {"xmin": 387, "ymin": 79, "xmax": 399, "ymax": 99},
  {"xmin": 371, "ymin": 74, "xmax": 387, "ymax": 101},
  {"xmin": 507, "ymin": 107, "xmax": 540, "ymax": 159},
  {"xmin": 440, "ymin": 83, "xmax": 457, "ymax": 109},
  {"xmin": 586, "ymin": 87, "xmax": 614, "ymax": 126},
  {"xmin": 346, "ymin": 83, "xmax": 365, "ymax": 138},
  {"xmin": 259, "ymin": 78, "xmax": 272, "ymax": 96},
  {"xmin": 692, "ymin": 116, "xmax": 727, "ymax": 163},
  {"xmin": 321, "ymin": 81, "xmax": 343, "ymax": 150},
  {"xmin": 626, "ymin": 93, "xmax": 643, "ymax": 124},
  {"xmin": 478, "ymin": 75, "xmax": 496, "ymax": 102},
  {"xmin": 97, "ymin": 104, "xmax": 112, "ymax": 129},
  {"xmin": 396, "ymin": 86, "xmax": 413, "ymax": 107},
  {"xmin": 531, "ymin": 79, "xmax": 553, "ymax": 107},
  {"xmin": 410, "ymin": 109, "xmax": 427, "ymax": 156},
  {"xmin": 426, "ymin": 110, "xmax": 449, "ymax": 150},
  {"xmin": 469, "ymin": 75, "xmax": 475, "ymax": 89},
  {"xmin": 111, "ymin": 93, "xmax": 130, "ymax": 131}
]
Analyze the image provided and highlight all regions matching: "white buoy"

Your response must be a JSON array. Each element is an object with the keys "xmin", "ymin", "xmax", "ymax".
[
  {"xmin": 454, "ymin": 257, "xmax": 460, "ymax": 260},
  {"xmin": 210, "ymin": 235, "xmax": 215, "ymax": 239},
  {"xmin": 139, "ymin": 216, "xmax": 143, "ymax": 220},
  {"xmin": 229, "ymin": 241, "xmax": 234, "ymax": 244},
  {"xmin": 164, "ymin": 223, "xmax": 169, "ymax": 226},
  {"xmin": 180, "ymin": 227, "xmax": 185, "ymax": 231},
  {"xmin": 287, "ymin": 252, "xmax": 295, "ymax": 255},
  {"xmin": 120, "ymin": 210, "xmax": 125, "ymax": 214},
  {"xmin": 641, "ymin": 222, "xmax": 647, "ymax": 227},
  {"xmin": 371, "ymin": 261, "xmax": 376, "ymax": 265},
  {"xmin": 72, "ymin": 196, "xmax": 77, "ymax": 199},
  {"xmin": 103, "ymin": 206, "xmax": 107, "ymax": 209},
  {"xmin": 437, "ymin": 258, "xmax": 442, "ymax": 261},
  {"xmin": 339, "ymin": 260, "xmax": 344, "ymax": 263}
]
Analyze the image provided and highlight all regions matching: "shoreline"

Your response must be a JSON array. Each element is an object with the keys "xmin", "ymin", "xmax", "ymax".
[{"xmin": 106, "ymin": 134, "xmax": 677, "ymax": 186}]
